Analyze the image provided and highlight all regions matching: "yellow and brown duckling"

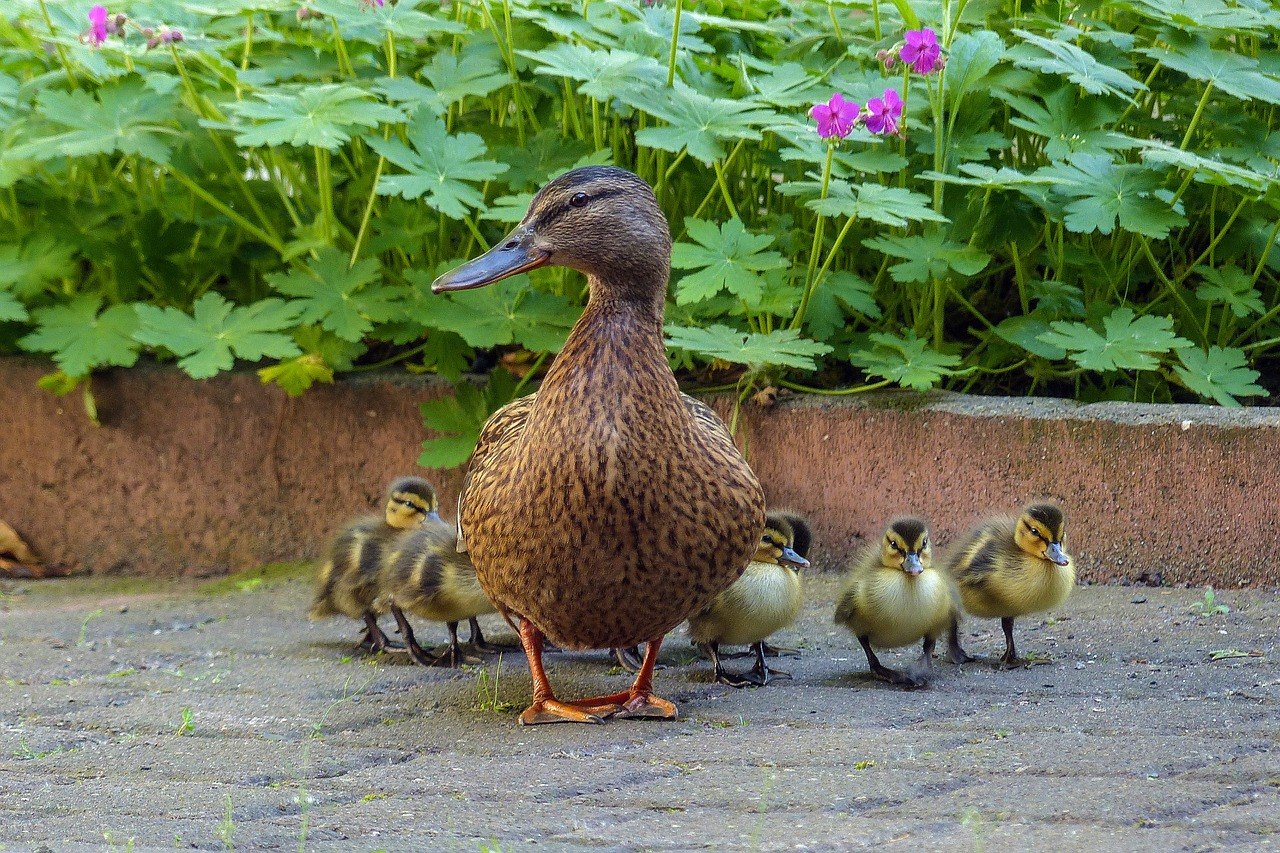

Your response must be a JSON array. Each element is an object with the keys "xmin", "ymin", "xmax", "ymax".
[
  {"xmin": 309, "ymin": 476, "xmax": 439, "ymax": 653},
  {"xmin": 833, "ymin": 518, "xmax": 952, "ymax": 688},
  {"xmin": 375, "ymin": 519, "xmax": 500, "ymax": 668},
  {"xmin": 687, "ymin": 513, "xmax": 811, "ymax": 688},
  {"xmin": 432, "ymin": 166, "xmax": 766, "ymax": 724},
  {"xmin": 609, "ymin": 512, "xmax": 812, "ymax": 673},
  {"xmin": 946, "ymin": 503, "xmax": 1075, "ymax": 667}
]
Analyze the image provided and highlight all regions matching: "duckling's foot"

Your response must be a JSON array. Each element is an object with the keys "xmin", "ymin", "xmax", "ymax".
[
  {"xmin": 610, "ymin": 646, "xmax": 644, "ymax": 673},
  {"xmin": 872, "ymin": 666, "xmax": 927, "ymax": 688},
  {"xmin": 946, "ymin": 615, "xmax": 975, "ymax": 664},
  {"xmin": 359, "ymin": 616, "xmax": 404, "ymax": 653},
  {"xmin": 467, "ymin": 618, "xmax": 518, "ymax": 653},
  {"xmin": 715, "ymin": 670, "xmax": 760, "ymax": 689}
]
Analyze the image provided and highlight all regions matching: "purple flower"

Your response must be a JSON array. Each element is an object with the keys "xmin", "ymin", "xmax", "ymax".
[
  {"xmin": 87, "ymin": 5, "xmax": 109, "ymax": 46},
  {"xmin": 808, "ymin": 92, "xmax": 859, "ymax": 141},
  {"xmin": 863, "ymin": 88, "xmax": 903, "ymax": 136},
  {"xmin": 901, "ymin": 28, "xmax": 941, "ymax": 75},
  {"xmin": 358, "ymin": 0, "xmax": 385, "ymax": 8}
]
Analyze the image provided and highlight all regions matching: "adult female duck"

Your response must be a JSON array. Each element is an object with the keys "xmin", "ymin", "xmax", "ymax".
[{"xmin": 432, "ymin": 166, "xmax": 766, "ymax": 725}]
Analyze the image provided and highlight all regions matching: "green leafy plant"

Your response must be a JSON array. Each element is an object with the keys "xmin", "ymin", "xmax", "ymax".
[
  {"xmin": 1192, "ymin": 587, "xmax": 1231, "ymax": 617},
  {"xmin": 0, "ymin": 0, "xmax": 1275, "ymax": 461}
]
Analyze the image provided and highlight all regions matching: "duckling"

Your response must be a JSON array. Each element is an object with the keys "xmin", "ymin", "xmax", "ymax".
[
  {"xmin": 687, "ymin": 513, "xmax": 811, "ymax": 688},
  {"xmin": 376, "ymin": 521, "xmax": 499, "ymax": 668},
  {"xmin": 833, "ymin": 519, "xmax": 953, "ymax": 687},
  {"xmin": 309, "ymin": 476, "xmax": 439, "ymax": 653},
  {"xmin": 946, "ymin": 503, "xmax": 1075, "ymax": 667}
]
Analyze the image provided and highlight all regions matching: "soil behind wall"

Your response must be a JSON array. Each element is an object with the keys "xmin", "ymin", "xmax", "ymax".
[{"xmin": 2, "ymin": 357, "xmax": 1277, "ymax": 585}]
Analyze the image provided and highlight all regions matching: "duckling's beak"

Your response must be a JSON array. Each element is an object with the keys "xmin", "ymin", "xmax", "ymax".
[
  {"xmin": 904, "ymin": 553, "xmax": 924, "ymax": 576},
  {"xmin": 431, "ymin": 226, "xmax": 550, "ymax": 292},
  {"xmin": 780, "ymin": 547, "xmax": 810, "ymax": 569},
  {"xmin": 426, "ymin": 510, "xmax": 442, "ymax": 524},
  {"xmin": 1045, "ymin": 542, "xmax": 1070, "ymax": 566}
]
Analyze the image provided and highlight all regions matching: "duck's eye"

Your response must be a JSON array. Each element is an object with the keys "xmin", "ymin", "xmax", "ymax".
[{"xmin": 569, "ymin": 192, "xmax": 590, "ymax": 208}]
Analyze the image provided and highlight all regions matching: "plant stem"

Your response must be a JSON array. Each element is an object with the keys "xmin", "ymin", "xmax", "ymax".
[
  {"xmin": 778, "ymin": 378, "xmax": 893, "ymax": 395},
  {"xmin": 166, "ymin": 169, "xmax": 283, "ymax": 253},
  {"xmin": 36, "ymin": 0, "xmax": 78, "ymax": 89},
  {"xmin": 666, "ymin": 0, "xmax": 684, "ymax": 88},
  {"xmin": 790, "ymin": 144, "xmax": 834, "ymax": 332}
]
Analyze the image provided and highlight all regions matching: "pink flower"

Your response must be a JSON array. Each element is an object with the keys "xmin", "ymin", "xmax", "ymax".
[
  {"xmin": 358, "ymin": 0, "xmax": 385, "ymax": 8},
  {"xmin": 863, "ymin": 88, "xmax": 903, "ymax": 136},
  {"xmin": 901, "ymin": 28, "xmax": 941, "ymax": 75},
  {"xmin": 87, "ymin": 5, "xmax": 109, "ymax": 46},
  {"xmin": 808, "ymin": 93, "xmax": 859, "ymax": 141}
]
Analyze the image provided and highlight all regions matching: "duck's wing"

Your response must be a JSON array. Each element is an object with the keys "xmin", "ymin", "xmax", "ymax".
[{"xmin": 455, "ymin": 392, "xmax": 537, "ymax": 553}]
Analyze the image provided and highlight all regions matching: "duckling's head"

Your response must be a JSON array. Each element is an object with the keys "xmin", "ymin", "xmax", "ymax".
[
  {"xmin": 432, "ymin": 166, "xmax": 671, "ymax": 306},
  {"xmin": 1014, "ymin": 503, "xmax": 1070, "ymax": 566},
  {"xmin": 756, "ymin": 514, "xmax": 811, "ymax": 570},
  {"xmin": 879, "ymin": 518, "xmax": 932, "ymax": 576},
  {"xmin": 384, "ymin": 476, "xmax": 440, "ymax": 529}
]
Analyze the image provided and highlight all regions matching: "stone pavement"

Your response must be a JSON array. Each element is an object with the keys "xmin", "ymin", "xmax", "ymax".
[{"xmin": 1, "ymin": 566, "xmax": 1277, "ymax": 851}]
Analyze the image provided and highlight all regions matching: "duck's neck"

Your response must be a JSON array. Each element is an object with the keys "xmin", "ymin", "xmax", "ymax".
[{"xmin": 539, "ymin": 273, "xmax": 673, "ymax": 399}]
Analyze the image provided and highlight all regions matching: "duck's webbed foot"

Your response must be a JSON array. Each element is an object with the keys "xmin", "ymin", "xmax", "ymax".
[
  {"xmin": 993, "ymin": 617, "xmax": 1048, "ymax": 668},
  {"xmin": 702, "ymin": 642, "xmax": 759, "ymax": 689},
  {"xmin": 610, "ymin": 646, "xmax": 644, "ymax": 673},
  {"xmin": 358, "ymin": 614, "xmax": 404, "ymax": 653},
  {"xmin": 467, "ymin": 617, "xmax": 517, "ymax": 653},
  {"xmin": 744, "ymin": 641, "xmax": 790, "ymax": 686},
  {"xmin": 516, "ymin": 619, "xmax": 609, "ymax": 726},
  {"xmin": 861, "ymin": 636, "xmax": 927, "ymax": 688},
  {"xmin": 604, "ymin": 638, "xmax": 677, "ymax": 720}
]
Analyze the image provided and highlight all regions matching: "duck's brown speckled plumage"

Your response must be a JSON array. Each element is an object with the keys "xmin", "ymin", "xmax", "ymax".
[{"xmin": 449, "ymin": 167, "xmax": 765, "ymax": 652}]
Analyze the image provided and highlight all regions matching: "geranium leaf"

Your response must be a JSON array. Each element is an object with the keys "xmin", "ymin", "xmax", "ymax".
[
  {"xmin": 670, "ymin": 217, "xmax": 788, "ymax": 306},
  {"xmin": 1037, "ymin": 307, "xmax": 1193, "ymax": 372},
  {"xmin": 1010, "ymin": 29, "xmax": 1146, "ymax": 100},
  {"xmin": 367, "ymin": 114, "xmax": 507, "ymax": 217},
  {"xmin": 267, "ymin": 247, "xmax": 400, "ymax": 342},
  {"xmin": 1035, "ymin": 153, "xmax": 1187, "ymax": 238},
  {"xmin": 805, "ymin": 271, "xmax": 880, "ymax": 340},
  {"xmin": 258, "ymin": 354, "xmax": 334, "ymax": 397},
  {"xmin": 23, "ymin": 82, "xmax": 178, "ymax": 164},
  {"xmin": 848, "ymin": 330, "xmax": 961, "ymax": 390},
  {"xmin": 225, "ymin": 84, "xmax": 404, "ymax": 151},
  {"xmin": 520, "ymin": 44, "xmax": 665, "ymax": 102},
  {"xmin": 1173, "ymin": 346, "xmax": 1268, "ymax": 406},
  {"xmin": 1194, "ymin": 265, "xmax": 1264, "ymax": 318},
  {"xmin": 1144, "ymin": 31, "xmax": 1280, "ymax": 105},
  {"xmin": 19, "ymin": 296, "xmax": 140, "ymax": 377},
  {"xmin": 664, "ymin": 323, "xmax": 831, "ymax": 370},
  {"xmin": 403, "ymin": 269, "xmax": 579, "ymax": 352},
  {"xmin": 0, "ymin": 236, "xmax": 77, "ymax": 300},
  {"xmin": 864, "ymin": 229, "xmax": 991, "ymax": 283},
  {"xmin": 135, "ymin": 294, "xmax": 303, "ymax": 380},
  {"xmin": 800, "ymin": 182, "xmax": 949, "ymax": 227},
  {"xmin": 627, "ymin": 82, "xmax": 776, "ymax": 164}
]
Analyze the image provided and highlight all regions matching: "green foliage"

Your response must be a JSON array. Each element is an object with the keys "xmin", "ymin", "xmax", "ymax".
[
  {"xmin": 0, "ymin": 0, "xmax": 1275, "ymax": 459},
  {"xmin": 418, "ymin": 370, "xmax": 520, "ymax": 469}
]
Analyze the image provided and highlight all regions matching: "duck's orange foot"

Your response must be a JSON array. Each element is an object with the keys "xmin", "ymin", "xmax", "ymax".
[
  {"xmin": 614, "ymin": 692, "xmax": 677, "ymax": 721},
  {"xmin": 519, "ymin": 699, "xmax": 610, "ymax": 726}
]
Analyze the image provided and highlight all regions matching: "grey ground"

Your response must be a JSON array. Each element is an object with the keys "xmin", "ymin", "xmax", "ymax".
[{"xmin": 1, "ymin": 566, "xmax": 1277, "ymax": 852}]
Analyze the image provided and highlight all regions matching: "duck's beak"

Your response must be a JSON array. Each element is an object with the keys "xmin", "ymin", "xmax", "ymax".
[
  {"xmin": 426, "ymin": 510, "xmax": 442, "ymax": 524},
  {"xmin": 1046, "ymin": 542, "xmax": 1070, "ymax": 566},
  {"xmin": 780, "ymin": 547, "xmax": 810, "ymax": 569},
  {"xmin": 904, "ymin": 553, "xmax": 924, "ymax": 576},
  {"xmin": 431, "ymin": 226, "xmax": 550, "ymax": 293}
]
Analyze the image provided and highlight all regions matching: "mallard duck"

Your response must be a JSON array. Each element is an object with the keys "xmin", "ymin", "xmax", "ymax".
[
  {"xmin": 687, "ymin": 514, "xmax": 810, "ymax": 688},
  {"xmin": 610, "ymin": 512, "xmax": 811, "ymax": 674},
  {"xmin": 376, "ymin": 520, "xmax": 499, "ymax": 668},
  {"xmin": 432, "ymin": 166, "xmax": 766, "ymax": 724},
  {"xmin": 946, "ymin": 503, "xmax": 1076, "ymax": 667},
  {"xmin": 309, "ymin": 476, "xmax": 439, "ymax": 652},
  {"xmin": 833, "ymin": 518, "xmax": 953, "ymax": 687}
]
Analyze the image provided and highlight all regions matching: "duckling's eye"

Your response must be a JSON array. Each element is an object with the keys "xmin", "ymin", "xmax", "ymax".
[{"xmin": 569, "ymin": 192, "xmax": 590, "ymax": 208}]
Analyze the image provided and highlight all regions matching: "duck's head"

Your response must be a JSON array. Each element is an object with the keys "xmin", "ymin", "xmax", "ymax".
[
  {"xmin": 432, "ymin": 166, "xmax": 671, "ymax": 306},
  {"xmin": 384, "ymin": 476, "xmax": 440, "ymax": 528},
  {"xmin": 1015, "ymin": 503, "xmax": 1070, "ymax": 566},
  {"xmin": 756, "ymin": 513, "xmax": 811, "ymax": 570},
  {"xmin": 880, "ymin": 518, "xmax": 932, "ymax": 576}
]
